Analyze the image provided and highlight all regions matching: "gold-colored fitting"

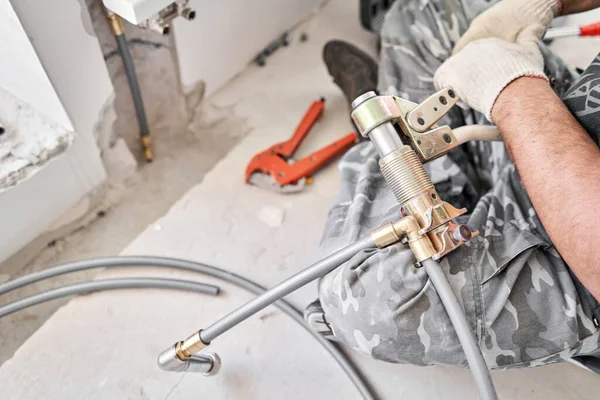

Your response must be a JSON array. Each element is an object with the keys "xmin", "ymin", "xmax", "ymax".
[
  {"xmin": 371, "ymin": 216, "xmax": 437, "ymax": 262},
  {"xmin": 141, "ymin": 135, "xmax": 153, "ymax": 162},
  {"xmin": 174, "ymin": 331, "xmax": 208, "ymax": 360},
  {"xmin": 105, "ymin": 12, "xmax": 125, "ymax": 36},
  {"xmin": 370, "ymin": 222, "xmax": 401, "ymax": 248}
]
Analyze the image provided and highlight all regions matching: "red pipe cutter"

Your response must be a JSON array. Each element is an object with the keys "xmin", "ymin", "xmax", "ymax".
[{"xmin": 245, "ymin": 98, "xmax": 357, "ymax": 193}]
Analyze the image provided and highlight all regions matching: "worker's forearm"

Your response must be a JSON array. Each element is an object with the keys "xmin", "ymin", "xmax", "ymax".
[
  {"xmin": 560, "ymin": 0, "xmax": 600, "ymax": 15},
  {"xmin": 492, "ymin": 77, "xmax": 600, "ymax": 301}
]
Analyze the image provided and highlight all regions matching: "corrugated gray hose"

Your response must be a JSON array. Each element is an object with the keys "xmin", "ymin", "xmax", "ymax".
[{"xmin": 0, "ymin": 256, "xmax": 375, "ymax": 400}]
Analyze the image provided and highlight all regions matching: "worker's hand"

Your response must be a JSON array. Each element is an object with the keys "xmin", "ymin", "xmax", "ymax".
[
  {"xmin": 453, "ymin": 0, "xmax": 561, "ymax": 54},
  {"xmin": 434, "ymin": 37, "xmax": 547, "ymax": 121}
]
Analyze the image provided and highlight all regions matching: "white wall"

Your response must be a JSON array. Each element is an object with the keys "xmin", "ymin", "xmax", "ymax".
[
  {"xmin": 0, "ymin": 4, "xmax": 72, "ymax": 131},
  {"xmin": 0, "ymin": 2, "xmax": 74, "ymax": 189},
  {"xmin": 0, "ymin": 0, "xmax": 113, "ymax": 263},
  {"xmin": 174, "ymin": 0, "xmax": 325, "ymax": 95}
]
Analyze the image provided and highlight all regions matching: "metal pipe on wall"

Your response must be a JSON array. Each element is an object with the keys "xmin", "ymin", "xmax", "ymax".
[{"xmin": 105, "ymin": 10, "xmax": 153, "ymax": 161}]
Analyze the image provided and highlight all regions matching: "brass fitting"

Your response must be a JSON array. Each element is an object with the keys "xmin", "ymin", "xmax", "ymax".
[
  {"xmin": 371, "ymin": 216, "xmax": 437, "ymax": 262},
  {"xmin": 105, "ymin": 12, "xmax": 125, "ymax": 36},
  {"xmin": 371, "ymin": 222, "xmax": 401, "ymax": 248},
  {"xmin": 141, "ymin": 135, "xmax": 153, "ymax": 162},
  {"xmin": 174, "ymin": 331, "xmax": 208, "ymax": 360}
]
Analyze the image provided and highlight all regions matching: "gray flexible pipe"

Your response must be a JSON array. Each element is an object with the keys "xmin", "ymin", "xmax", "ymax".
[
  {"xmin": 0, "ymin": 278, "xmax": 219, "ymax": 318},
  {"xmin": 115, "ymin": 33, "xmax": 150, "ymax": 140},
  {"xmin": 422, "ymin": 259, "xmax": 497, "ymax": 400},
  {"xmin": 200, "ymin": 236, "xmax": 375, "ymax": 342},
  {"xmin": 0, "ymin": 256, "xmax": 375, "ymax": 400}
]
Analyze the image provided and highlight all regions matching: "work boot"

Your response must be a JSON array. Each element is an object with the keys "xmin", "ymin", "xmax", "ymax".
[
  {"xmin": 303, "ymin": 299, "xmax": 337, "ymax": 341},
  {"xmin": 323, "ymin": 40, "xmax": 378, "ymax": 110}
]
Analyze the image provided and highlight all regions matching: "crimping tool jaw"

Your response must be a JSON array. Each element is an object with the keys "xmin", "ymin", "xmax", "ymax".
[
  {"xmin": 351, "ymin": 88, "xmax": 459, "ymax": 162},
  {"xmin": 352, "ymin": 89, "xmax": 477, "ymax": 260}
]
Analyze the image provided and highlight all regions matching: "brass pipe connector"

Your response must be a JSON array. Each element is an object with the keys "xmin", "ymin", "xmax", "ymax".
[
  {"xmin": 141, "ymin": 135, "xmax": 153, "ymax": 162},
  {"xmin": 371, "ymin": 216, "xmax": 437, "ymax": 262},
  {"xmin": 105, "ymin": 12, "xmax": 125, "ymax": 36},
  {"xmin": 174, "ymin": 331, "xmax": 208, "ymax": 360}
]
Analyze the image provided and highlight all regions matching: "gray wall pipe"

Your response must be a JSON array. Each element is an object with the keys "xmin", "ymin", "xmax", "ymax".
[{"xmin": 115, "ymin": 33, "xmax": 150, "ymax": 140}]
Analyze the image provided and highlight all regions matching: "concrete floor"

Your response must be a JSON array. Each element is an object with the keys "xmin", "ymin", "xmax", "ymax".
[{"xmin": 2, "ymin": 1, "xmax": 600, "ymax": 399}]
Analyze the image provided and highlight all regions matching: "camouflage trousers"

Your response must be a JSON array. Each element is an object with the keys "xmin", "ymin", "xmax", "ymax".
[{"xmin": 317, "ymin": 0, "xmax": 600, "ymax": 370}]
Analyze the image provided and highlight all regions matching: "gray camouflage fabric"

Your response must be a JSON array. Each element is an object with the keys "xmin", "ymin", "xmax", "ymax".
[{"xmin": 317, "ymin": 0, "xmax": 600, "ymax": 369}]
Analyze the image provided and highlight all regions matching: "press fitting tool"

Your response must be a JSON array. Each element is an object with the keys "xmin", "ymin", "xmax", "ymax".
[
  {"xmin": 351, "ymin": 89, "xmax": 478, "ymax": 260},
  {"xmin": 158, "ymin": 89, "xmax": 491, "ymax": 396}
]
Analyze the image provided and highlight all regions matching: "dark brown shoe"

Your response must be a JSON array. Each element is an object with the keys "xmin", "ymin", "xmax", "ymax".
[{"xmin": 323, "ymin": 40, "xmax": 378, "ymax": 110}]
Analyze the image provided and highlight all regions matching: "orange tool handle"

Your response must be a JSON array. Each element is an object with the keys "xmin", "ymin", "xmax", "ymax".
[
  {"xmin": 581, "ymin": 21, "xmax": 600, "ymax": 36},
  {"xmin": 273, "ymin": 132, "xmax": 357, "ymax": 186},
  {"xmin": 277, "ymin": 99, "xmax": 325, "ymax": 157}
]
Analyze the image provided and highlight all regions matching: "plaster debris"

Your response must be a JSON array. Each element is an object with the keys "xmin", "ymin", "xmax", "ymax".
[
  {"xmin": 0, "ymin": 87, "xmax": 74, "ymax": 192},
  {"xmin": 257, "ymin": 205, "xmax": 286, "ymax": 228},
  {"xmin": 102, "ymin": 137, "xmax": 138, "ymax": 182}
]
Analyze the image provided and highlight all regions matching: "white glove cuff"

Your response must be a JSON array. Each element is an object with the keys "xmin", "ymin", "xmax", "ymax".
[{"xmin": 481, "ymin": 56, "xmax": 548, "ymax": 121}]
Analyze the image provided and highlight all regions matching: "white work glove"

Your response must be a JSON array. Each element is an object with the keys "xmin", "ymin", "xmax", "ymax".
[
  {"xmin": 453, "ymin": 0, "xmax": 561, "ymax": 54},
  {"xmin": 435, "ymin": 37, "xmax": 547, "ymax": 121}
]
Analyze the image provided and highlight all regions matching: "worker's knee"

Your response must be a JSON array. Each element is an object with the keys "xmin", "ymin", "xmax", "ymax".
[
  {"xmin": 318, "ymin": 245, "xmax": 468, "ymax": 366},
  {"xmin": 319, "ymin": 238, "xmax": 600, "ymax": 369}
]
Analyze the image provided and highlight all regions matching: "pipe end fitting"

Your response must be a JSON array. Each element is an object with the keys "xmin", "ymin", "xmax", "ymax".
[
  {"xmin": 177, "ymin": 331, "xmax": 209, "ymax": 358},
  {"xmin": 158, "ymin": 344, "xmax": 189, "ymax": 372},
  {"xmin": 141, "ymin": 136, "xmax": 153, "ymax": 162},
  {"xmin": 158, "ymin": 346, "xmax": 221, "ymax": 376}
]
